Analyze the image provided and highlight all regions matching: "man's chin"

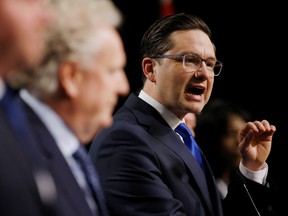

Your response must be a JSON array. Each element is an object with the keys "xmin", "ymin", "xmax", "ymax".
[{"xmin": 99, "ymin": 115, "xmax": 113, "ymax": 130}]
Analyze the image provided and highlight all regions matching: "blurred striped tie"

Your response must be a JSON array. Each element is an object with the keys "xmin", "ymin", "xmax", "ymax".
[{"xmin": 73, "ymin": 146, "xmax": 108, "ymax": 216}]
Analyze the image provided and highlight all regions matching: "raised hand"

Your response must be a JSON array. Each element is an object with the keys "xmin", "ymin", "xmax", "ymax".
[{"xmin": 238, "ymin": 120, "xmax": 276, "ymax": 171}]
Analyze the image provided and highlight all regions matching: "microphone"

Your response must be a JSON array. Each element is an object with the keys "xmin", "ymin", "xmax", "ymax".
[{"xmin": 234, "ymin": 172, "xmax": 261, "ymax": 216}]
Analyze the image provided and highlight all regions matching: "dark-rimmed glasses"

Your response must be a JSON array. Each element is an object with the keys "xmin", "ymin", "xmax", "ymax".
[{"xmin": 151, "ymin": 53, "xmax": 223, "ymax": 77}]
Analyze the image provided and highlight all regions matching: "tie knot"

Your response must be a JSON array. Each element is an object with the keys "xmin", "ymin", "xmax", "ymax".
[{"xmin": 175, "ymin": 123, "xmax": 192, "ymax": 138}]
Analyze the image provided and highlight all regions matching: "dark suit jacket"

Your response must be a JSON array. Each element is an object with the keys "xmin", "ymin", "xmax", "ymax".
[
  {"xmin": 89, "ymin": 93, "xmax": 280, "ymax": 216},
  {"xmin": 0, "ymin": 107, "xmax": 54, "ymax": 216},
  {"xmin": 0, "ymin": 86, "xmax": 97, "ymax": 216}
]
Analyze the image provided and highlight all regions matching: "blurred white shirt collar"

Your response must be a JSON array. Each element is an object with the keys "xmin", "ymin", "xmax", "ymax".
[
  {"xmin": 0, "ymin": 79, "xmax": 4, "ymax": 100},
  {"xmin": 19, "ymin": 89, "xmax": 80, "ymax": 157}
]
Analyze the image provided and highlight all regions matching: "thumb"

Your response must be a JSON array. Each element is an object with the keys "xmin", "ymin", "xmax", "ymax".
[{"xmin": 239, "ymin": 129, "xmax": 254, "ymax": 153}]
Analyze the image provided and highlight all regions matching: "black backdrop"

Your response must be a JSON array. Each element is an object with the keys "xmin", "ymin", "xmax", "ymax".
[{"xmin": 112, "ymin": 0, "xmax": 287, "ymax": 203}]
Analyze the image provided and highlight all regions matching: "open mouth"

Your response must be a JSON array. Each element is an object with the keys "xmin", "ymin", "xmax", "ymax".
[{"xmin": 185, "ymin": 86, "xmax": 204, "ymax": 95}]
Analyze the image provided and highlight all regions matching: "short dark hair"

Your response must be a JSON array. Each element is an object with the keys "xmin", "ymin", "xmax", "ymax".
[{"xmin": 140, "ymin": 13, "xmax": 212, "ymax": 59}]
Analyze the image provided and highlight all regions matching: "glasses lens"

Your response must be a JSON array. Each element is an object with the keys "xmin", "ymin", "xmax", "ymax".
[
  {"xmin": 213, "ymin": 63, "xmax": 222, "ymax": 76},
  {"xmin": 184, "ymin": 54, "xmax": 222, "ymax": 77},
  {"xmin": 184, "ymin": 54, "xmax": 201, "ymax": 71}
]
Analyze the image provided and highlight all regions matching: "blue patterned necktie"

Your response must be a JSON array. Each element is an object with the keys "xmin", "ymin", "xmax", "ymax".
[
  {"xmin": 175, "ymin": 123, "xmax": 206, "ymax": 174},
  {"xmin": 73, "ymin": 146, "xmax": 108, "ymax": 216}
]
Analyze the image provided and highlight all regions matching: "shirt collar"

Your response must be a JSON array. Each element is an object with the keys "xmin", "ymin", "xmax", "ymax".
[
  {"xmin": 138, "ymin": 90, "xmax": 182, "ymax": 129},
  {"xmin": 0, "ymin": 79, "xmax": 5, "ymax": 101},
  {"xmin": 20, "ymin": 89, "xmax": 80, "ymax": 157}
]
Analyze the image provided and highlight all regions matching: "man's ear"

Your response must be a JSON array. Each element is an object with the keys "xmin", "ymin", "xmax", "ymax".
[
  {"xmin": 58, "ymin": 61, "xmax": 81, "ymax": 98},
  {"xmin": 142, "ymin": 58, "xmax": 156, "ymax": 82}
]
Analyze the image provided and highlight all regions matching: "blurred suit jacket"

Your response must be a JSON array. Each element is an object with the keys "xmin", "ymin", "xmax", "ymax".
[
  {"xmin": 89, "ymin": 92, "xmax": 280, "ymax": 216},
  {"xmin": 0, "ymin": 106, "xmax": 53, "ymax": 216},
  {"xmin": 0, "ymin": 85, "xmax": 96, "ymax": 216}
]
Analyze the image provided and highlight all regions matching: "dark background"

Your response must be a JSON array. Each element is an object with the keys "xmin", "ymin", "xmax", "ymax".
[{"xmin": 112, "ymin": 0, "xmax": 287, "ymax": 203}]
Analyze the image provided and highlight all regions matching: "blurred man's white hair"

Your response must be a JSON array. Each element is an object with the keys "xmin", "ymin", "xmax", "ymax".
[{"xmin": 7, "ymin": 0, "xmax": 123, "ymax": 97}]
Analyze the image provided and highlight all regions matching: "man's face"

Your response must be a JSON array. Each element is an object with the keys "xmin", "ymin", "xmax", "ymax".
[
  {"xmin": 148, "ymin": 29, "xmax": 216, "ymax": 120},
  {"xmin": 75, "ymin": 26, "xmax": 130, "ymax": 143},
  {"xmin": 221, "ymin": 113, "xmax": 246, "ymax": 167},
  {"xmin": 0, "ymin": 0, "xmax": 53, "ymax": 74}
]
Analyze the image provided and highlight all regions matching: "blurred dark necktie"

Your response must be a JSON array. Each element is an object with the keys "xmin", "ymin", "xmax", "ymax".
[
  {"xmin": 175, "ymin": 123, "xmax": 206, "ymax": 174},
  {"xmin": 73, "ymin": 146, "xmax": 108, "ymax": 216}
]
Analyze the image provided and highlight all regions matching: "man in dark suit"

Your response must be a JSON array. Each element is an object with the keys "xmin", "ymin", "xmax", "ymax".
[
  {"xmin": 0, "ymin": 0, "xmax": 55, "ymax": 215},
  {"xmin": 89, "ymin": 13, "xmax": 280, "ymax": 216},
  {"xmin": 6, "ymin": 0, "xmax": 129, "ymax": 215}
]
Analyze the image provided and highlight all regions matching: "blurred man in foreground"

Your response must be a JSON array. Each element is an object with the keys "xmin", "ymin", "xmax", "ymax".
[
  {"xmin": 3, "ymin": 0, "xmax": 129, "ymax": 215},
  {"xmin": 0, "ymin": 0, "xmax": 54, "ymax": 215}
]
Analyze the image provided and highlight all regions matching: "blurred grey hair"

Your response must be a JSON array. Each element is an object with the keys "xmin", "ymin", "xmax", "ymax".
[{"xmin": 7, "ymin": 0, "xmax": 122, "ymax": 98}]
